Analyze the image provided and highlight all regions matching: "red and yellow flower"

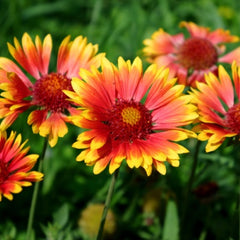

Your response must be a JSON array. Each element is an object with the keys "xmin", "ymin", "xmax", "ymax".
[
  {"xmin": 0, "ymin": 33, "xmax": 105, "ymax": 147},
  {"xmin": 64, "ymin": 57, "xmax": 198, "ymax": 175},
  {"xmin": 191, "ymin": 61, "xmax": 240, "ymax": 152},
  {"xmin": 143, "ymin": 21, "xmax": 240, "ymax": 87},
  {"xmin": 0, "ymin": 131, "xmax": 43, "ymax": 201}
]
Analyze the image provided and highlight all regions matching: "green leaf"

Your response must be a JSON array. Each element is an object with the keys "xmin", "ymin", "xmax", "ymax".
[
  {"xmin": 162, "ymin": 200, "xmax": 179, "ymax": 240},
  {"xmin": 53, "ymin": 203, "xmax": 69, "ymax": 228}
]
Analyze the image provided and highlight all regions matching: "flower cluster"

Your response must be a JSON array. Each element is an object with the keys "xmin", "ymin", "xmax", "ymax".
[
  {"xmin": 64, "ymin": 57, "xmax": 197, "ymax": 175},
  {"xmin": 143, "ymin": 21, "xmax": 240, "ymax": 87},
  {"xmin": 191, "ymin": 61, "xmax": 240, "ymax": 152},
  {"xmin": 0, "ymin": 131, "xmax": 43, "ymax": 201},
  {"xmin": 0, "ymin": 21, "xmax": 240, "ymax": 201},
  {"xmin": 0, "ymin": 33, "xmax": 104, "ymax": 147}
]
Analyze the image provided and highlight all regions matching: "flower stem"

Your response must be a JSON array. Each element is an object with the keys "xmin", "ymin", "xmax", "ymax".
[
  {"xmin": 181, "ymin": 140, "xmax": 201, "ymax": 232},
  {"xmin": 26, "ymin": 138, "xmax": 48, "ymax": 240},
  {"xmin": 96, "ymin": 169, "xmax": 119, "ymax": 240},
  {"xmin": 238, "ymin": 176, "xmax": 240, "ymax": 240},
  {"xmin": 186, "ymin": 140, "xmax": 201, "ymax": 196}
]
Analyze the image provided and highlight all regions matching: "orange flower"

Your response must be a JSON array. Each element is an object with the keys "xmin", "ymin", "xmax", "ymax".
[
  {"xmin": 64, "ymin": 57, "xmax": 198, "ymax": 175},
  {"xmin": 0, "ymin": 131, "xmax": 43, "ymax": 201},
  {"xmin": 143, "ymin": 21, "xmax": 240, "ymax": 87},
  {"xmin": 191, "ymin": 62, "xmax": 240, "ymax": 152},
  {"xmin": 0, "ymin": 33, "xmax": 105, "ymax": 147}
]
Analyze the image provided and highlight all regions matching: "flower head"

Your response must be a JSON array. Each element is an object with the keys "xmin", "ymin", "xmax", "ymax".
[
  {"xmin": 78, "ymin": 203, "xmax": 116, "ymax": 239},
  {"xmin": 143, "ymin": 21, "xmax": 240, "ymax": 87},
  {"xmin": 191, "ymin": 61, "xmax": 240, "ymax": 152},
  {"xmin": 0, "ymin": 33, "xmax": 105, "ymax": 147},
  {"xmin": 0, "ymin": 131, "xmax": 43, "ymax": 201},
  {"xmin": 64, "ymin": 57, "xmax": 198, "ymax": 175}
]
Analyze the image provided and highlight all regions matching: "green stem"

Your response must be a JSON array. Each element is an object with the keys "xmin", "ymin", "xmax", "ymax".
[
  {"xmin": 181, "ymin": 140, "xmax": 201, "ymax": 230},
  {"xmin": 96, "ymin": 169, "xmax": 119, "ymax": 240},
  {"xmin": 26, "ymin": 138, "xmax": 48, "ymax": 240},
  {"xmin": 186, "ymin": 140, "xmax": 201, "ymax": 194},
  {"xmin": 239, "ymin": 177, "xmax": 240, "ymax": 240}
]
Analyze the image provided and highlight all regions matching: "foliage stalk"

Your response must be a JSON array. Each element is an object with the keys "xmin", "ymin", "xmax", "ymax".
[
  {"xmin": 96, "ymin": 169, "xmax": 119, "ymax": 240},
  {"xmin": 181, "ymin": 140, "xmax": 201, "ymax": 233},
  {"xmin": 26, "ymin": 138, "xmax": 48, "ymax": 240}
]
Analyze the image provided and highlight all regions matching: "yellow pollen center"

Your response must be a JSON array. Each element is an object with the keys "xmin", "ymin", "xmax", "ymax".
[{"xmin": 121, "ymin": 107, "xmax": 141, "ymax": 126}]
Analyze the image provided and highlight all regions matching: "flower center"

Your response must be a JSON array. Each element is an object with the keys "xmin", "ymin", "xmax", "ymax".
[
  {"xmin": 177, "ymin": 37, "xmax": 218, "ymax": 70},
  {"xmin": 0, "ymin": 160, "xmax": 8, "ymax": 184},
  {"xmin": 32, "ymin": 73, "xmax": 73, "ymax": 112},
  {"xmin": 121, "ymin": 107, "xmax": 141, "ymax": 126},
  {"xmin": 225, "ymin": 103, "xmax": 240, "ymax": 133},
  {"xmin": 107, "ymin": 99, "xmax": 153, "ymax": 142}
]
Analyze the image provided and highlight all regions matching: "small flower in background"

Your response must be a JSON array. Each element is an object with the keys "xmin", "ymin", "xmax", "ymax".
[
  {"xmin": 193, "ymin": 181, "xmax": 219, "ymax": 204},
  {"xmin": 78, "ymin": 203, "xmax": 116, "ymax": 239},
  {"xmin": 0, "ymin": 131, "xmax": 43, "ymax": 201},
  {"xmin": 64, "ymin": 57, "xmax": 198, "ymax": 175},
  {"xmin": 191, "ymin": 61, "xmax": 240, "ymax": 152},
  {"xmin": 0, "ymin": 33, "xmax": 105, "ymax": 147},
  {"xmin": 143, "ymin": 21, "xmax": 240, "ymax": 87}
]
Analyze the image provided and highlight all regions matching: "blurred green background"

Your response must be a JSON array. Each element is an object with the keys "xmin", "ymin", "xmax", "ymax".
[
  {"xmin": 0, "ymin": 0, "xmax": 240, "ymax": 239},
  {"xmin": 1, "ymin": 0, "xmax": 240, "ymax": 62}
]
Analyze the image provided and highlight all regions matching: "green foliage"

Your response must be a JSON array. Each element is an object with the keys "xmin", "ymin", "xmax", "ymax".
[{"xmin": 162, "ymin": 201, "xmax": 179, "ymax": 240}]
